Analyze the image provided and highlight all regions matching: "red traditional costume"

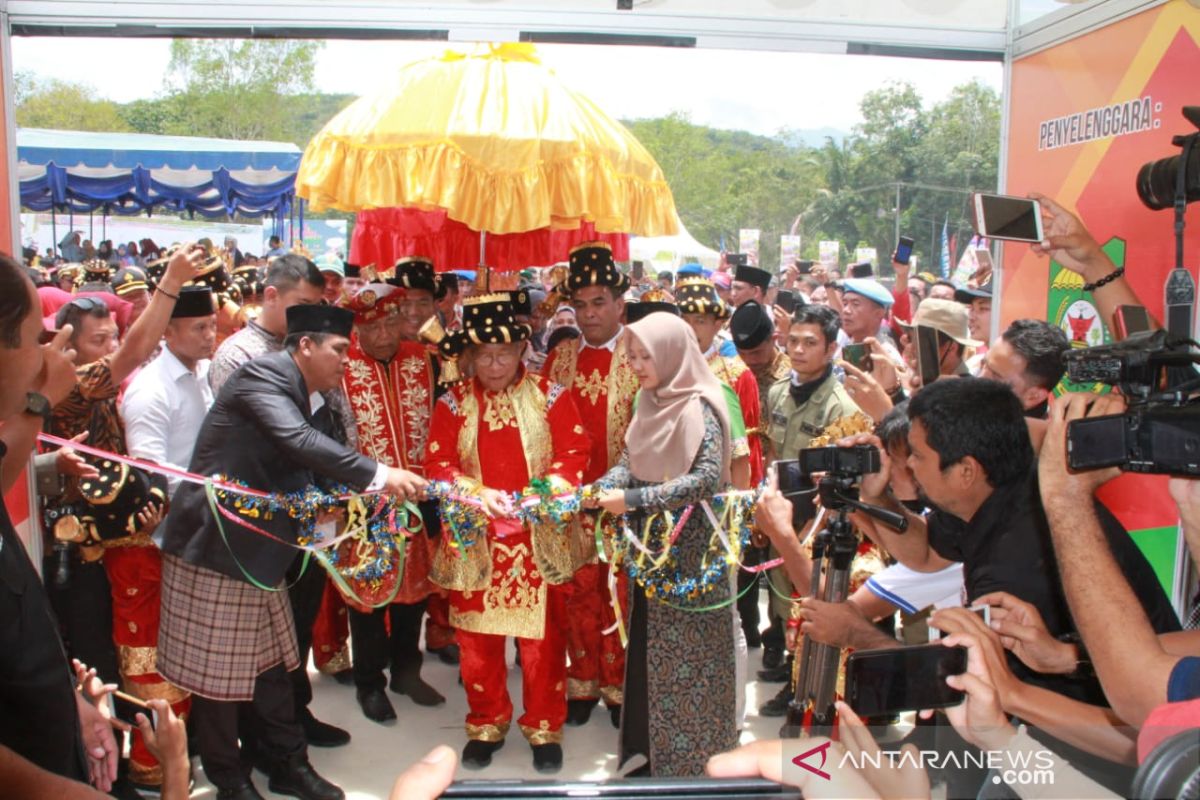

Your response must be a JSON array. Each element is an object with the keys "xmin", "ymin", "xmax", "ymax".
[
  {"xmin": 425, "ymin": 294, "xmax": 589, "ymax": 752},
  {"xmin": 541, "ymin": 242, "xmax": 639, "ymax": 715},
  {"xmin": 676, "ymin": 277, "xmax": 764, "ymax": 485},
  {"xmin": 334, "ymin": 275, "xmax": 448, "ymax": 718}
]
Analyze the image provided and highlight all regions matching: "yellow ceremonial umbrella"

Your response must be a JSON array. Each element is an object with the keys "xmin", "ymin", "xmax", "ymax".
[{"xmin": 296, "ymin": 43, "xmax": 678, "ymax": 238}]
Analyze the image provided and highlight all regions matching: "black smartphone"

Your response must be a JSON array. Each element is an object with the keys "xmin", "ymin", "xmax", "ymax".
[
  {"xmin": 109, "ymin": 691, "xmax": 156, "ymax": 730},
  {"xmin": 631, "ymin": 260, "xmax": 645, "ymax": 281},
  {"xmin": 775, "ymin": 290, "xmax": 796, "ymax": 314},
  {"xmin": 725, "ymin": 253, "xmax": 748, "ymax": 268},
  {"xmin": 971, "ymin": 193, "xmax": 1045, "ymax": 243},
  {"xmin": 914, "ymin": 324, "xmax": 942, "ymax": 387},
  {"xmin": 441, "ymin": 778, "xmax": 801, "ymax": 799},
  {"xmin": 849, "ymin": 261, "xmax": 873, "ymax": 278},
  {"xmin": 842, "ymin": 343, "xmax": 871, "ymax": 372},
  {"xmin": 894, "ymin": 236, "xmax": 915, "ymax": 266},
  {"xmin": 1112, "ymin": 304, "xmax": 1153, "ymax": 340},
  {"xmin": 795, "ymin": 259, "xmax": 814, "ymax": 274},
  {"xmin": 844, "ymin": 644, "xmax": 967, "ymax": 717}
]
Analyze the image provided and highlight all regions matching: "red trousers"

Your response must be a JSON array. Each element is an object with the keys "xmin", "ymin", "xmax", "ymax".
[
  {"xmin": 103, "ymin": 546, "xmax": 190, "ymax": 786},
  {"xmin": 457, "ymin": 588, "xmax": 567, "ymax": 744},
  {"xmin": 565, "ymin": 562, "xmax": 628, "ymax": 706},
  {"xmin": 425, "ymin": 592, "xmax": 456, "ymax": 650},
  {"xmin": 311, "ymin": 580, "xmax": 351, "ymax": 674}
]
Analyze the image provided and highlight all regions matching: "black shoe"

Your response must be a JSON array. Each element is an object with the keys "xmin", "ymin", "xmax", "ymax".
[
  {"xmin": 107, "ymin": 776, "xmax": 145, "ymax": 800},
  {"xmin": 389, "ymin": 669, "xmax": 446, "ymax": 707},
  {"xmin": 268, "ymin": 759, "xmax": 345, "ymax": 800},
  {"xmin": 608, "ymin": 704, "xmax": 621, "ymax": 729},
  {"xmin": 246, "ymin": 748, "xmax": 276, "ymax": 777},
  {"xmin": 428, "ymin": 643, "xmax": 461, "ymax": 665},
  {"xmin": 531, "ymin": 743, "xmax": 563, "ymax": 774},
  {"xmin": 745, "ymin": 631, "xmax": 763, "ymax": 649},
  {"xmin": 357, "ymin": 687, "xmax": 397, "ymax": 722},
  {"xmin": 758, "ymin": 682, "xmax": 793, "ymax": 718},
  {"xmin": 216, "ymin": 784, "xmax": 266, "ymax": 800},
  {"xmin": 761, "ymin": 646, "xmax": 784, "ymax": 670},
  {"xmin": 301, "ymin": 715, "xmax": 352, "ymax": 747},
  {"xmin": 565, "ymin": 698, "xmax": 597, "ymax": 726},
  {"xmin": 756, "ymin": 663, "xmax": 791, "ymax": 683},
  {"xmin": 332, "ymin": 669, "xmax": 354, "ymax": 686},
  {"xmin": 462, "ymin": 739, "xmax": 504, "ymax": 770}
]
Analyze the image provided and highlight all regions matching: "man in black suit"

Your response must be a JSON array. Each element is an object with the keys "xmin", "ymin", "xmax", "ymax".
[{"xmin": 158, "ymin": 304, "xmax": 426, "ymax": 800}]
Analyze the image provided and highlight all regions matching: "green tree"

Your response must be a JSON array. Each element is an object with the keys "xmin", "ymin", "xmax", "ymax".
[
  {"xmin": 159, "ymin": 39, "xmax": 323, "ymax": 141},
  {"xmin": 15, "ymin": 71, "xmax": 131, "ymax": 132}
]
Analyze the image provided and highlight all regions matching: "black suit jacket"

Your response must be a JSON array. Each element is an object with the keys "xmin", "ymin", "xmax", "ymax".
[{"xmin": 162, "ymin": 350, "xmax": 377, "ymax": 586}]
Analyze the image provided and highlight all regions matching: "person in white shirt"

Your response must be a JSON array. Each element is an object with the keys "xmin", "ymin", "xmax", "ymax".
[
  {"xmin": 109, "ymin": 284, "xmax": 217, "ymax": 791},
  {"xmin": 122, "ymin": 286, "xmax": 218, "ymax": 499}
]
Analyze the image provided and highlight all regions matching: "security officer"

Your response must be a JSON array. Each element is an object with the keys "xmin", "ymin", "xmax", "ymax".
[{"xmin": 758, "ymin": 304, "xmax": 861, "ymax": 714}]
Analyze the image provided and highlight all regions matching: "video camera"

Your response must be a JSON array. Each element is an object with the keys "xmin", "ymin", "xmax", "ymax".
[
  {"xmin": 1064, "ymin": 329, "xmax": 1200, "ymax": 476},
  {"xmin": 776, "ymin": 445, "xmax": 904, "ymax": 532}
]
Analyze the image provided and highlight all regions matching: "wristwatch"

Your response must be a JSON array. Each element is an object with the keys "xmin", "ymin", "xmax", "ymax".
[{"xmin": 24, "ymin": 391, "xmax": 52, "ymax": 423}]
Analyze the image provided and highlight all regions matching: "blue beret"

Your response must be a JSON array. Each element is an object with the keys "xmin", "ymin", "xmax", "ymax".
[
  {"xmin": 841, "ymin": 278, "xmax": 894, "ymax": 308},
  {"xmin": 677, "ymin": 263, "xmax": 711, "ymax": 278},
  {"xmin": 451, "ymin": 269, "xmax": 477, "ymax": 282}
]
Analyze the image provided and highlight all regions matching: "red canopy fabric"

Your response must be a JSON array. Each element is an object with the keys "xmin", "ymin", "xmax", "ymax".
[{"xmin": 350, "ymin": 207, "xmax": 629, "ymax": 272}]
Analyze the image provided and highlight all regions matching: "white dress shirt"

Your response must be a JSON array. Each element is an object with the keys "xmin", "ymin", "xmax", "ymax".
[
  {"xmin": 121, "ymin": 346, "xmax": 215, "ymax": 499},
  {"xmin": 582, "ymin": 325, "xmax": 624, "ymax": 352}
]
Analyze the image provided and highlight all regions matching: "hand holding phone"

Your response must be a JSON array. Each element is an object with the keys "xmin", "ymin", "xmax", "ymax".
[
  {"xmin": 775, "ymin": 290, "xmax": 796, "ymax": 315},
  {"xmin": 893, "ymin": 236, "xmax": 914, "ymax": 266},
  {"xmin": 842, "ymin": 343, "xmax": 871, "ymax": 373},
  {"xmin": 844, "ymin": 643, "xmax": 967, "ymax": 716},
  {"xmin": 109, "ymin": 690, "xmax": 157, "ymax": 730},
  {"xmin": 971, "ymin": 193, "xmax": 1045, "ymax": 243}
]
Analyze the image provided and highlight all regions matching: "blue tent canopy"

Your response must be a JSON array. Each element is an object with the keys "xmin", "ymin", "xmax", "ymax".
[{"xmin": 17, "ymin": 128, "xmax": 302, "ymax": 221}]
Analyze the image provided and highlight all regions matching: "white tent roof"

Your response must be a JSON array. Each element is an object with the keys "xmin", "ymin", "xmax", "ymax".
[{"xmin": 629, "ymin": 218, "xmax": 721, "ymax": 273}]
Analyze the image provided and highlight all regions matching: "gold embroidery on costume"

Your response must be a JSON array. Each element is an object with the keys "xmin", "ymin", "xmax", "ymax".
[
  {"xmin": 430, "ymin": 389, "xmax": 492, "ymax": 592},
  {"xmin": 482, "ymin": 391, "xmax": 517, "ymax": 431},
  {"xmin": 574, "ymin": 368, "xmax": 606, "ymax": 405},
  {"xmin": 604, "ymin": 338, "xmax": 639, "ymax": 467},
  {"xmin": 118, "ymin": 645, "xmax": 158, "ymax": 677},
  {"xmin": 121, "ymin": 676, "xmax": 190, "ymax": 705},
  {"xmin": 452, "ymin": 541, "xmax": 548, "ymax": 639},
  {"xmin": 397, "ymin": 355, "xmax": 432, "ymax": 466},
  {"xmin": 465, "ymin": 722, "xmax": 510, "ymax": 742},
  {"xmin": 521, "ymin": 722, "xmax": 563, "ymax": 745}
]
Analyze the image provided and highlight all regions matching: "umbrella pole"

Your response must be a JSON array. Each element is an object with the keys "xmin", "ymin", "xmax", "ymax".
[
  {"xmin": 89, "ymin": 210, "xmax": 93, "ymax": 242},
  {"xmin": 51, "ymin": 208, "xmax": 57, "ymax": 257},
  {"xmin": 480, "ymin": 230, "xmax": 488, "ymax": 291}
]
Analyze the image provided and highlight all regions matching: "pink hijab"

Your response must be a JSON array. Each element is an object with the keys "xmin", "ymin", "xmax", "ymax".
[{"xmin": 624, "ymin": 313, "xmax": 732, "ymax": 485}]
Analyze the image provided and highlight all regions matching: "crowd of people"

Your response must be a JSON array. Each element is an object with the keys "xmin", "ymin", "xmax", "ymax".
[{"xmin": 1, "ymin": 189, "xmax": 1198, "ymax": 800}]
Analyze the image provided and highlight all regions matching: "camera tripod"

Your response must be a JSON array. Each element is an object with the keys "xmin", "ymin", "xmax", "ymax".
[{"xmin": 780, "ymin": 475, "xmax": 907, "ymax": 739}]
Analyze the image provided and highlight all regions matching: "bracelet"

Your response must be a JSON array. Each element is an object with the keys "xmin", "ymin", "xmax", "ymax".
[
  {"xmin": 1082, "ymin": 266, "xmax": 1124, "ymax": 292},
  {"xmin": 156, "ymin": 287, "xmax": 180, "ymax": 301}
]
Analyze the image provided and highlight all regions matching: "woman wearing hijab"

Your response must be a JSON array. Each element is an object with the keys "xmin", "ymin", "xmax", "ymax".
[{"xmin": 586, "ymin": 313, "xmax": 737, "ymax": 777}]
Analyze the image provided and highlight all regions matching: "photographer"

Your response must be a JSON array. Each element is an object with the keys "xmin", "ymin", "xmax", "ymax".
[{"xmin": 1039, "ymin": 392, "xmax": 1200, "ymax": 727}]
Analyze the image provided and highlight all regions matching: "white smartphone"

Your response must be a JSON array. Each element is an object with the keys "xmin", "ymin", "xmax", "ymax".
[{"xmin": 971, "ymin": 193, "xmax": 1044, "ymax": 243}]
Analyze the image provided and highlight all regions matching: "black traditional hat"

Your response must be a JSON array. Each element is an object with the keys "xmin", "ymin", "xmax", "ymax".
[
  {"xmin": 625, "ymin": 287, "xmax": 679, "ymax": 324},
  {"xmin": 78, "ymin": 458, "xmax": 168, "ymax": 543},
  {"xmin": 675, "ymin": 277, "xmax": 729, "ymax": 320},
  {"xmin": 232, "ymin": 264, "xmax": 266, "ymax": 300},
  {"xmin": 111, "ymin": 266, "xmax": 149, "ymax": 297},
  {"xmin": 171, "ymin": 285, "xmax": 217, "ymax": 319},
  {"xmin": 434, "ymin": 272, "xmax": 459, "ymax": 301},
  {"xmin": 286, "ymin": 304, "xmax": 355, "ymax": 338},
  {"xmin": 391, "ymin": 256, "xmax": 437, "ymax": 294},
  {"xmin": 188, "ymin": 255, "xmax": 233, "ymax": 295},
  {"xmin": 507, "ymin": 289, "xmax": 533, "ymax": 317},
  {"xmin": 441, "ymin": 292, "xmax": 531, "ymax": 357},
  {"xmin": 82, "ymin": 258, "xmax": 112, "ymax": 282},
  {"xmin": 564, "ymin": 241, "xmax": 629, "ymax": 295},
  {"xmin": 734, "ymin": 264, "xmax": 772, "ymax": 292},
  {"xmin": 343, "ymin": 262, "xmax": 362, "ymax": 279},
  {"xmin": 729, "ymin": 300, "xmax": 774, "ymax": 349}
]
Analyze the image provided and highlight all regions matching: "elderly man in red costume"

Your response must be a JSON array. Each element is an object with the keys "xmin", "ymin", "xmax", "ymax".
[
  {"xmin": 335, "ymin": 269, "xmax": 446, "ymax": 725},
  {"xmin": 425, "ymin": 292, "xmax": 589, "ymax": 774}
]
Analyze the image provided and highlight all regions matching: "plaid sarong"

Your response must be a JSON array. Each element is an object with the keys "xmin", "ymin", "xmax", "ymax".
[{"xmin": 157, "ymin": 554, "xmax": 299, "ymax": 701}]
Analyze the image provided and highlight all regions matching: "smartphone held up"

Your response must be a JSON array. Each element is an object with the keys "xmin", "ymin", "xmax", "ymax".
[{"xmin": 970, "ymin": 193, "xmax": 1044, "ymax": 243}]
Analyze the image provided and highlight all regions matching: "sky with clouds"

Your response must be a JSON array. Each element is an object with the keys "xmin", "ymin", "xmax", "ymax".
[{"xmin": 10, "ymin": 36, "xmax": 1003, "ymax": 138}]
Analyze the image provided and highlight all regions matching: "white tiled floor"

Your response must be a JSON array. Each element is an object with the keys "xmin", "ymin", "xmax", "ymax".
[{"xmin": 188, "ymin": 600, "xmax": 785, "ymax": 798}]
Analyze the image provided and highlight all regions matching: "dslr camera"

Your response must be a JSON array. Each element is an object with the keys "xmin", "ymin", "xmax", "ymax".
[{"xmin": 1064, "ymin": 329, "xmax": 1200, "ymax": 476}]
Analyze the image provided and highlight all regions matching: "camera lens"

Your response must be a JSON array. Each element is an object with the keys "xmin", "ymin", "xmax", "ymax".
[{"xmin": 1137, "ymin": 146, "xmax": 1200, "ymax": 210}]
